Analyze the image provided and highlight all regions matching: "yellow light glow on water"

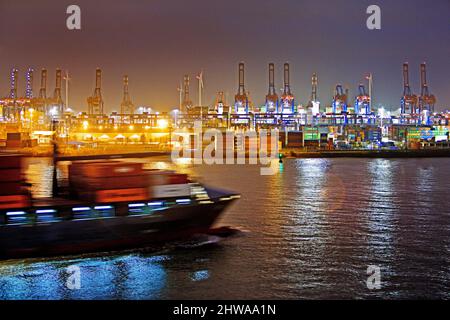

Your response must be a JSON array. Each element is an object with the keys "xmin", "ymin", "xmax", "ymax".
[
  {"xmin": 152, "ymin": 161, "xmax": 170, "ymax": 170},
  {"xmin": 129, "ymin": 125, "xmax": 134, "ymax": 130},
  {"xmin": 157, "ymin": 119, "xmax": 169, "ymax": 129},
  {"xmin": 173, "ymin": 157, "xmax": 193, "ymax": 166}
]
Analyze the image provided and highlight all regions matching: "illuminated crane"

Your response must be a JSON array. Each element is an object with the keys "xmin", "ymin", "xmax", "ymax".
[
  {"xmin": 52, "ymin": 68, "xmax": 64, "ymax": 116},
  {"xmin": 308, "ymin": 73, "xmax": 320, "ymax": 115},
  {"xmin": 418, "ymin": 62, "xmax": 436, "ymax": 125},
  {"xmin": 87, "ymin": 68, "xmax": 104, "ymax": 115},
  {"xmin": 214, "ymin": 91, "xmax": 228, "ymax": 114},
  {"xmin": 355, "ymin": 83, "xmax": 371, "ymax": 115},
  {"xmin": 332, "ymin": 84, "xmax": 348, "ymax": 114},
  {"xmin": 234, "ymin": 62, "xmax": 249, "ymax": 114},
  {"xmin": 18, "ymin": 68, "xmax": 34, "ymax": 110},
  {"xmin": 120, "ymin": 75, "xmax": 135, "ymax": 115},
  {"xmin": 9, "ymin": 68, "xmax": 19, "ymax": 100},
  {"xmin": 280, "ymin": 63, "xmax": 295, "ymax": 114},
  {"xmin": 39, "ymin": 69, "xmax": 48, "ymax": 100},
  {"xmin": 1, "ymin": 68, "xmax": 20, "ymax": 119},
  {"xmin": 31, "ymin": 69, "xmax": 49, "ymax": 114},
  {"xmin": 181, "ymin": 75, "xmax": 193, "ymax": 113},
  {"xmin": 25, "ymin": 68, "xmax": 34, "ymax": 99},
  {"xmin": 265, "ymin": 63, "xmax": 278, "ymax": 113},
  {"xmin": 400, "ymin": 62, "xmax": 417, "ymax": 116}
]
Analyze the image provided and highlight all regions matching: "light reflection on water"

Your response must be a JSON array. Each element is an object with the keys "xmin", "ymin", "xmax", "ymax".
[
  {"xmin": 1, "ymin": 157, "xmax": 450, "ymax": 299},
  {"xmin": 0, "ymin": 255, "xmax": 167, "ymax": 300}
]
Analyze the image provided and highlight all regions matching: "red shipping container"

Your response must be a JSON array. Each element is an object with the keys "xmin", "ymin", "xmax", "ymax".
[
  {"xmin": 0, "ymin": 194, "xmax": 31, "ymax": 209},
  {"xmin": 78, "ymin": 188, "xmax": 149, "ymax": 203},
  {"xmin": 71, "ymin": 174, "xmax": 147, "ymax": 190},
  {"xmin": 69, "ymin": 160, "xmax": 120, "ymax": 177},
  {"xmin": 79, "ymin": 162, "xmax": 143, "ymax": 178},
  {"xmin": 168, "ymin": 173, "xmax": 188, "ymax": 185},
  {"xmin": 145, "ymin": 170, "xmax": 189, "ymax": 185},
  {"xmin": 145, "ymin": 170, "xmax": 172, "ymax": 186}
]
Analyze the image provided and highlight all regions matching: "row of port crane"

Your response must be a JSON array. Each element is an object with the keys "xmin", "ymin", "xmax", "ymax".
[
  {"xmin": 1, "ymin": 61, "xmax": 438, "ymax": 124},
  {"xmin": 0, "ymin": 68, "xmax": 64, "ymax": 121},
  {"xmin": 401, "ymin": 62, "xmax": 436, "ymax": 125}
]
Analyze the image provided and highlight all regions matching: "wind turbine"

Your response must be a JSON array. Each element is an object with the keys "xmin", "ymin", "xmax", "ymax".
[
  {"xmin": 196, "ymin": 70, "xmax": 204, "ymax": 107},
  {"xmin": 177, "ymin": 81, "xmax": 183, "ymax": 113},
  {"xmin": 63, "ymin": 70, "xmax": 71, "ymax": 113}
]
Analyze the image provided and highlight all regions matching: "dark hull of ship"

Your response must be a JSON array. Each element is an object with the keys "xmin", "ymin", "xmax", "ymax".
[{"xmin": 0, "ymin": 189, "xmax": 237, "ymax": 260}]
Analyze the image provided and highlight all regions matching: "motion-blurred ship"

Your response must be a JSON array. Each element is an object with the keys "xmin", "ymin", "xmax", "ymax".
[{"xmin": 0, "ymin": 155, "xmax": 239, "ymax": 259}]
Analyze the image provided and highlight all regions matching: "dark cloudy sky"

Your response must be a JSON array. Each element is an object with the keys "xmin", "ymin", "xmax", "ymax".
[{"xmin": 0, "ymin": 0, "xmax": 449, "ymax": 112}]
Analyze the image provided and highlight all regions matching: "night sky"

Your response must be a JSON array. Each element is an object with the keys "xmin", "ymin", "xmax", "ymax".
[{"xmin": 0, "ymin": 0, "xmax": 449, "ymax": 113}]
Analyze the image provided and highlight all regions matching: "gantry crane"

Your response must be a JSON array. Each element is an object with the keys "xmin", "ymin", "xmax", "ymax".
[
  {"xmin": 332, "ymin": 84, "xmax": 348, "ymax": 114},
  {"xmin": 355, "ymin": 83, "xmax": 371, "ymax": 115},
  {"xmin": 25, "ymin": 68, "xmax": 34, "ymax": 100},
  {"xmin": 31, "ymin": 69, "xmax": 50, "ymax": 115},
  {"xmin": 87, "ymin": 68, "xmax": 104, "ymax": 115},
  {"xmin": 1, "ymin": 68, "xmax": 20, "ymax": 120},
  {"xmin": 181, "ymin": 75, "xmax": 193, "ymax": 113},
  {"xmin": 214, "ymin": 91, "xmax": 229, "ymax": 114},
  {"xmin": 265, "ymin": 63, "xmax": 278, "ymax": 113},
  {"xmin": 120, "ymin": 75, "xmax": 135, "ymax": 115},
  {"xmin": 52, "ymin": 68, "xmax": 64, "ymax": 115},
  {"xmin": 20, "ymin": 68, "xmax": 34, "ymax": 110},
  {"xmin": 280, "ymin": 63, "xmax": 295, "ymax": 114},
  {"xmin": 1, "ymin": 68, "xmax": 35, "ymax": 121},
  {"xmin": 308, "ymin": 73, "xmax": 320, "ymax": 115},
  {"xmin": 234, "ymin": 62, "xmax": 249, "ymax": 114},
  {"xmin": 400, "ymin": 62, "xmax": 418, "ymax": 116},
  {"xmin": 418, "ymin": 63, "xmax": 436, "ymax": 125}
]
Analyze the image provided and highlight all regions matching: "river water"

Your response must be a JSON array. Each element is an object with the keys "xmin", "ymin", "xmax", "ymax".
[{"xmin": 0, "ymin": 157, "xmax": 449, "ymax": 299}]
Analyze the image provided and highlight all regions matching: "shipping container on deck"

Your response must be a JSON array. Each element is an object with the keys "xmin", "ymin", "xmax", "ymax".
[{"xmin": 68, "ymin": 161, "xmax": 148, "ymax": 203}]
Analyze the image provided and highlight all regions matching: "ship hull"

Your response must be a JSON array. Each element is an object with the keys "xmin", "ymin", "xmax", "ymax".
[{"xmin": 0, "ymin": 189, "xmax": 238, "ymax": 260}]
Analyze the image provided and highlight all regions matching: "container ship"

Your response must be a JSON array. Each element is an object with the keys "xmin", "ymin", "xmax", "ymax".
[{"xmin": 0, "ymin": 154, "xmax": 239, "ymax": 259}]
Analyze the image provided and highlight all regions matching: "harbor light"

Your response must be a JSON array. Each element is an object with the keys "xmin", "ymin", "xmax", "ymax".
[
  {"xmin": 50, "ymin": 106, "xmax": 59, "ymax": 118},
  {"xmin": 157, "ymin": 119, "xmax": 169, "ymax": 129},
  {"xmin": 82, "ymin": 120, "xmax": 89, "ymax": 130}
]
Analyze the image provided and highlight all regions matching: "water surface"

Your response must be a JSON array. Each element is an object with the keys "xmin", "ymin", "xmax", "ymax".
[{"xmin": 1, "ymin": 157, "xmax": 449, "ymax": 299}]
